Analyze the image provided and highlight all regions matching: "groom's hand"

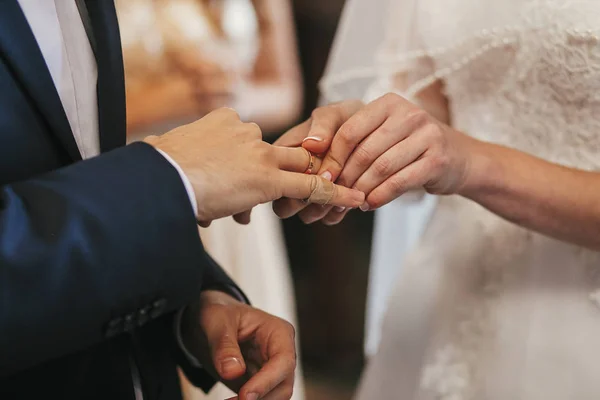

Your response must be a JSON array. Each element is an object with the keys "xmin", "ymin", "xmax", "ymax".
[
  {"xmin": 272, "ymin": 100, "xmax": 364, "ymax": 224},
  {"xmin": 182, "ymin": 291, "xmax": 297, "ymax": 400},
  {"xmin": 144, "ymin": 108, "xmax": 364, "ymax": 223}
]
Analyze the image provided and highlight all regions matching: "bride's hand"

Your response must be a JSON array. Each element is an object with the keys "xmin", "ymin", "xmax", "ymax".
[
  {"xmin": 270, "ymin": 100, "xmax": 364, "ymax": 220},
  {"xmin": 318, "ymin": 93, "xmax": 480, "ymax": 217}
]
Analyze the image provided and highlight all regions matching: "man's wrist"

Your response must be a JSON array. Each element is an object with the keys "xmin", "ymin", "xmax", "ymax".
[{"xmin": 154, "ymin": 148, "xmax": 198, "ymax": 217}]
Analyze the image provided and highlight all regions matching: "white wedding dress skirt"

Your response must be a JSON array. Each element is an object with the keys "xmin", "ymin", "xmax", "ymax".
[
  {"xmin": 322, "ymin": 0, "xmax": 600, "ymax": 398},
  {"xmin": 182, "ymin": 204, "xmax": 305, "ymax": 400}
]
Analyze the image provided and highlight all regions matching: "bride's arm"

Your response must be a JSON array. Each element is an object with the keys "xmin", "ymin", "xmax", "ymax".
[
  {"xmin": 312, "ymin": 92, "xmax": 600, "ymax": 250},
  {"xmin": 460, "ymin": 138, "xmax": 600, "ymax": 249}
]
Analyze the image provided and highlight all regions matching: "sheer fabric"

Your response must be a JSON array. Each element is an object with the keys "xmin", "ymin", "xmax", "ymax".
[
  {"xmin": 321, "ymin": 0, "xmax": 438, "ymax": 358},
  {"xmin": 323, "ymin": 0, "xmax": 600, "ymax": 398}
]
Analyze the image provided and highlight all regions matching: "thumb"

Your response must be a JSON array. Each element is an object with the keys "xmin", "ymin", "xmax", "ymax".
[
  {"xmin": 205, "ymin": 316, "xmax": 246, "ymax": 380},
  {"xmin": 301, "ymin": 113, "xmax": 337, "ymax": 155},
  {"xmin": 303, "ymin": 99, "xmax": 365, "ymax": 155}
]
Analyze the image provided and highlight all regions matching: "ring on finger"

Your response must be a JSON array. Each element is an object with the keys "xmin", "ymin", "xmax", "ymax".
[{"xmin": 303, "ymin": 148, "xmax": 315, "ymax": 174}]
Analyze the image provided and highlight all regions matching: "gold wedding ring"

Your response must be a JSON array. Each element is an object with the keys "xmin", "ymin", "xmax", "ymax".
[
  {"xmin": 303, "ymin": 177, "xmax": 336, "ymax": 205},
  {"xmin": 304, "ymin": 149, "xmax": 315, "ymax": 175}
]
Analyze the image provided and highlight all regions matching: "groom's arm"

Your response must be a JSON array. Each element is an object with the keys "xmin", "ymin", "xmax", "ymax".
[{"xmin": 0, "ymin": 144, "xmax": 215, "ymax": 376}]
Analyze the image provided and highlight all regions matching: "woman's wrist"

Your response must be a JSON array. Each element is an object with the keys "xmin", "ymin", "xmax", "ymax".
[{"xmin": 456, "ymin": 136, "xmax": 503, "ymax": 199}]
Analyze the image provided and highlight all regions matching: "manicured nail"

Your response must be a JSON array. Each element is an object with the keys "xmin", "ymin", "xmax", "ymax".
[
  {"xmin": 321, "ymin": 171, "xmax": 332, "ymax": 181},
  {"xmin": 335, "ymin": 206, "xmax": 346, "ymax": 212},
  {"xmin": 303, "ymin": 136, "xmax": 324, "ymax": 143},
  {"xmin": 360, "ymin": 202, "xmax": 369, "ymax": 212},
  {"xmin": 221, "ymin": 357, "xmax": 242, "ymax": 375},
  {"xmin": 246, "ymin": 393, "xmax": 259, "ymax": 400}
]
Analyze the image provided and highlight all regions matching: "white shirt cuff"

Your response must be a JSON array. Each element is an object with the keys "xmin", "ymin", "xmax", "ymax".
[{"xmin": 155, "ymin": 149, "xmax": 198, "ymax": 218}]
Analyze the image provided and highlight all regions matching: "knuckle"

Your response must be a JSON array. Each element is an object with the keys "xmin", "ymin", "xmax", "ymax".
[
  {"xmin": 337, "ymin": 123, "xmax": 357, "ymax": 145},
  {"xmin": 388, "ymin": 175, "xmax": 409, "ymax": 197},
  {"xmin": 373, "ymin": 155, "xmax": 393, "ymax": 177},
  {"xmin": 217, "ymin": 107, "xmax": 241, "ymax": 120},
  {"xmin": 353, "ymin": 145, "xmax": 374, "ymax": 168},
  {"xmin": 430, "ymin": 151, "xmax": 450, "ymax": 172},
  {"xmin": 215, "ymin": 334, "xmax": 236, "ymax": 354},
  {"xmin": 368, "ymin": 194, "xmax": 384, "ymax": 210},
  {"xmin": 404, "ymin": 108, "xmax": 430, "ymax": 127},
  {"xmin": 421, "ymin": 122, "xmax": 445, "ymax": 143},
  {"xmin": 284, "ymin": 321, "xmax": 296, "ymax": 339},
  {"xmin": 382, "ymin": 92, "xmax": 400, "ymax": 104},
  {"xmin": 285, "ymin": 352, "xmax": 297, "ymax": 372},
  {"xmin": 245, "ymin": 122, "xmax": 263, "ymax": 138}
]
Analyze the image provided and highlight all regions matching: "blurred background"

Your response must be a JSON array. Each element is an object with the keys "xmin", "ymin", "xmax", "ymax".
[{"xmin": 116, "ymin": 1, "xmax": 373, "ymax": 399}]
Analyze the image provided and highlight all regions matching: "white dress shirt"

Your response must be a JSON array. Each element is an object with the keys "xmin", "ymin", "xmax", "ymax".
[
  {"xmin": 16, "ymin": 0, "xmax": 202, "ymax": 387},
  {"xmin": 17, "ymin": 0, "xmax": 198, "ymax": 216}
]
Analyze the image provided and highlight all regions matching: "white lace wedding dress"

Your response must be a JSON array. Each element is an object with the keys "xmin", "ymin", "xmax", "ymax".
[{"xmin": 322, "ymin": 0, "xmax": 600, "ymax": 398}]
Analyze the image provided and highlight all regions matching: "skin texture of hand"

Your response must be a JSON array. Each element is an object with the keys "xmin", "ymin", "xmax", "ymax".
[
  {"xmin": 319, "ymin": 93, "xmax": 477, "ymax": 210},
  {"xmin": 143, "ymin": 107, "xmax": 364, "ymax": 225},
  {"xmin": 274, "ymin": 93, "xmax": 479, "ymax": 225},
  {"xmin": 181, "ymin": 291, "xmax": 297, "ymax": 400},
  {"xmin": 271, "ymin": 100, "xmax": 364, "ymax": 223}
]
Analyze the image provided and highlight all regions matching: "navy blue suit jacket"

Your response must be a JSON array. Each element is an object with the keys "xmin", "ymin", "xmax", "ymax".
[{"xmin": 0, "ymin": 1, "xmax": 245, "ymax": 398}]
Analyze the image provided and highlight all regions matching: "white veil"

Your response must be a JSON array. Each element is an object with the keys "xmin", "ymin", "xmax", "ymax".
[{"xmin": 319, "ymin": 0, "xmax": 438, "ymax": 358}]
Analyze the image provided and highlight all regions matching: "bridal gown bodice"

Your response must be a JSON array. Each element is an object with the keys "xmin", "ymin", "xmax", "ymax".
[{"xmin": 348, "ymin": 1, "xmax": 600, "ymax": 399}]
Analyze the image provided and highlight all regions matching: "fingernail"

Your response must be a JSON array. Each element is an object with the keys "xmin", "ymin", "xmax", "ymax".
[
  {"xmin": 221, "ymin": 357, "xmax": 242, "ymax": 374},
  {"xmin": 335, "ymin": 206, "xmax": 346, "ymax": 212},
  {"xmin": 321, "ymin": 171, "xmax": 332, "ymax": 181},
  {"xmin": 246, "ymin": 393, "xmax": 259, "ymax": 400},
  {"xmin": 303, "ymin": 136, "xmax": 323, "ymax": 143},
  {"xmin": 360, "ymin": 202, "xmax": 370, "ymax": 212}
]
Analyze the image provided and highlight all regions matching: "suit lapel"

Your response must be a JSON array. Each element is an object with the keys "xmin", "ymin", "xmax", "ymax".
[
  {"xmin": 85, "ymin": 0, "xmax": 127, "ymax": 153},
  {"xmin": 0, "ymin": 0, "xmax": 82, "ymax": 161}
]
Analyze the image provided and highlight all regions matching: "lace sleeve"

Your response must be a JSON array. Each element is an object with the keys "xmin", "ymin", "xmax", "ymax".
[{"xmin": 320, "ymin": 0, "xmax": 434, "ymax": 104}]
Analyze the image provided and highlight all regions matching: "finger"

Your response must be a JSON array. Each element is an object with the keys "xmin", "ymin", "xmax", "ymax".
[
  {"xmin": 234, "ymin": 209, "xmax": 252, "ymax": 225},
  {"xmin": 364, "ymin": 157, "xmax": 433, "ymax": 210},
  {"xmin": 272, "ymin": 198, "xmax": 308, "ymax": 219},
  {"xmin": 198, "ymin": 220, "xmax": 212, "ymax": 228},
  {"xmin": 319, "ymin": 94, "xmax": 413, "ymax": 180},
  {"xmin": 336, "ymin": 111, "xmax": 424, "ymax": 188},
  {"xmin": 298, "ymin": 204, "xmax": 333, "ymax": 225},
  {"xmin": 203, "ymin": 314, "xmax": 246, "ymax": 381},
  {"xmin": 302, "ymin": 100, "xmax": 364, "ymax": 155},
  {"xmin": 259, "ymin": 376, "xmax": 295, "ymax": 400},
  {"xmin": 238, "ymin": 352, "xmax": 296, "ymax": 400},
  {"xmin": 274, "ymin": 120, "xmax": 311, "ymax": 148},
  {"xmin": 322, "ymin": 207, "xmax": 351, "ymax": 226},
  {"xmin": 353, "ymin": 133, "xmax": 429, "ymax": 197},
  {"xmin": 277, "ymin": 172, "xmax": 365, "ymax": 208},
  {"xmin": 274, "ymin": 147, "xmax": 323, "ymax": 173}
]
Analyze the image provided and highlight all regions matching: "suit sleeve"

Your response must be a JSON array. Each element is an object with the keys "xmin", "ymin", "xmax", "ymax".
[
  {"xmin": 172, "ymin": 252, "xmax": 251, "ymax": 392},
  {"xmin": 0, "ymin": 142, "xmax": 213, "ymax": 376}
]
